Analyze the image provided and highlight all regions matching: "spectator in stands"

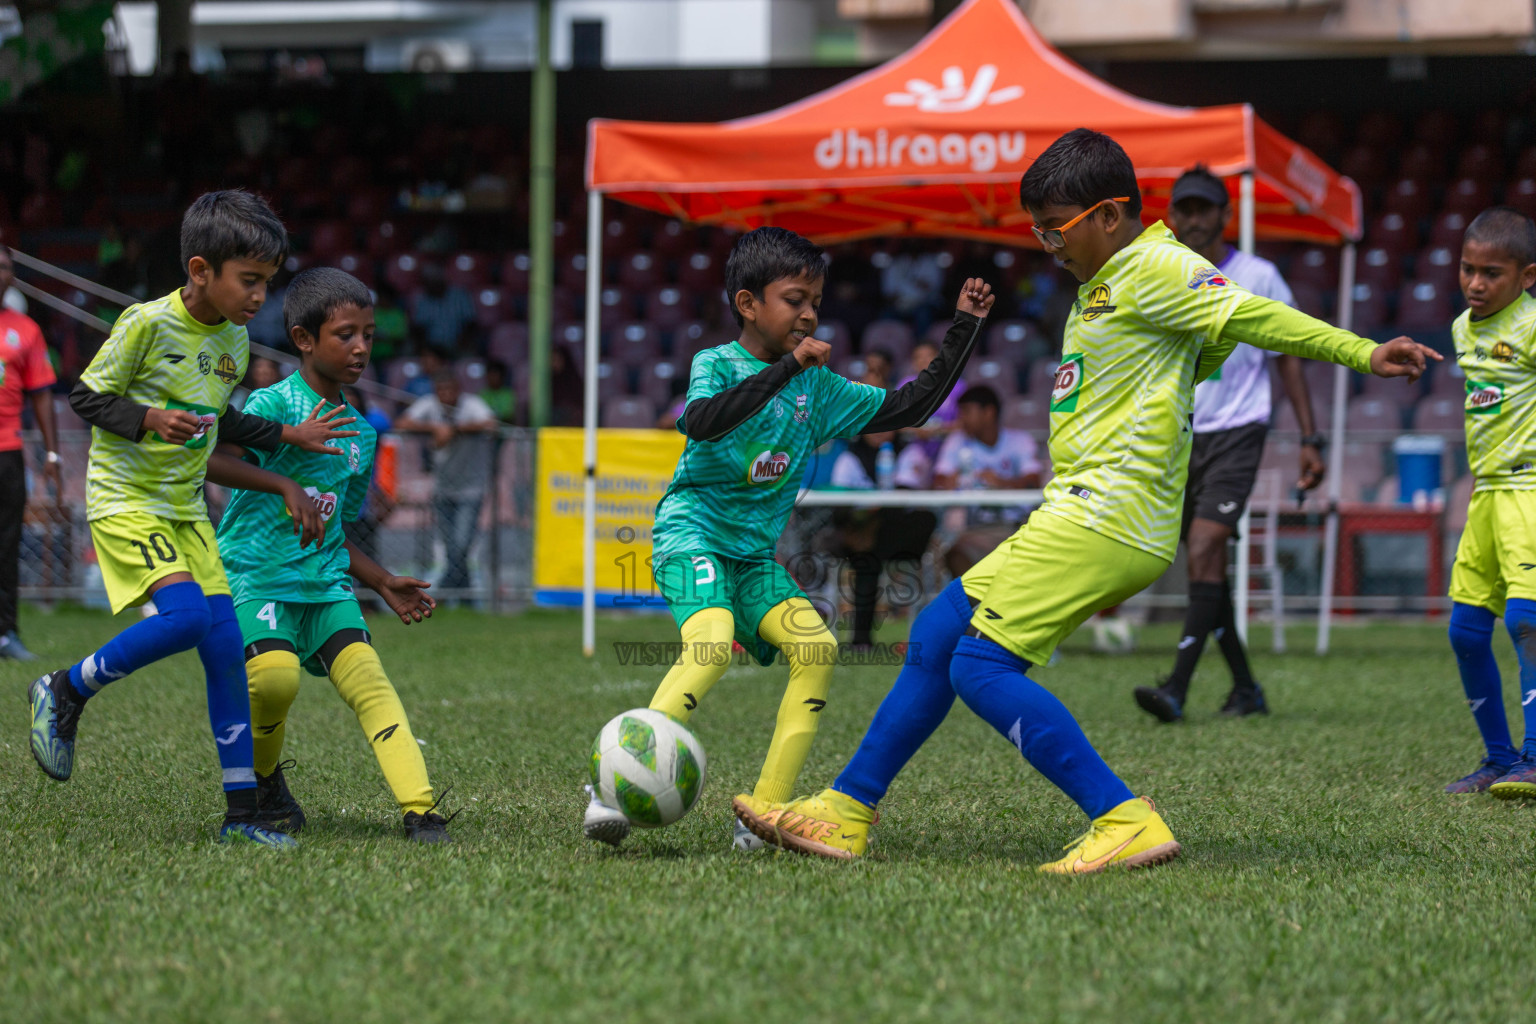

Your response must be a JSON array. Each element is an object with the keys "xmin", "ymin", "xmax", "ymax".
[
  {"xmin": 862, "ymin": 347, "xmax": 895, "ymax": 390},
  {"xmin": 880, "ymin": 243, "xmax": 946, "ymax": 332},
  {"xmin": 371, "ymin": 282, "xmax": 409, "ymax": 363},
  {"xmin": 901, "ymin": 340, "xmax": 965, "ymax": 440},
  {"xmin": 1134, "ymin": 165, "xmax": 1327, "ymax": 724},
  {"xmin": 481, "ymin": 360, "xmax": 517, "ymax": 424},
  {"xmin": 395, "ymin": 370, "xmax": 498, "ymax": 597},
  {"xmin": 829, "ymin": 430, "xmax": 937, "ymax": 648},
  {"xmin": 549, "ymin": 345, "xmax": 584, "ymax": 427},
  {"xmin": 0, "ymin": 242, "xmax": 59, "ymax": 661},
  {"xmin": 411, "ymin": 262, "xmax": 476, "ymax": 354},
  {"xmin": 402, "ymin": 347, "xmax": 446, "ymax": 399},
  {"xmin": 932, "ymin": 385, "xmax": 1042, "ymax": 576},
  {"xmin": 342, "ymin": 385, "xmax": 397, "ymax": 610},
  {"xmin": 231, "ymin": 356, "xmax": 282, "ymax": 410}
]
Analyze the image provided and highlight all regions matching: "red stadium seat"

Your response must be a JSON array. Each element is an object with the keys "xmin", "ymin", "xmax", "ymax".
[
  {"xmin": 1429, "ymin": 210, "xmax": 1470, "ymax": 250},
  {"xmin": 677, "ymin": 251, "xmax": 718, "ymax": 294},
  {"xmin": 602, "ymin": 218, "xmax": 638, "ymax": 257},
  {"xmin": 963, "ymin": 357, "xmax": 1018, "ymax": 396},
  {"xmin": 670, "ymin": 320, "xmax": 720, "ymax": 362},
  {"xmin": 1412, "ymin": 109, "xmax": 1457, "ymax": 147},
  {"xmin": 1346, "ymin": 395, "xmax": 1405, "ymax": 432},
  {"xmin": 595, "ymin": 361, "xmax": 629, "ymax": 401},
  {"xmin": 445, "ymin": 252, "xmax": 489, "ymax": 291},
  {"xmin": 1443, "ymin": 177, "xmax": 1494, "ymax": 217},
  {"xmin": 502, "ymin": 251, "xmax": 531, "ymax": 292},
  {"xmin": 1397, "ymin": 280, "xmax": 1454, "ymax": 332},
  {"xmin": 602, "ymin": 396, "xmax": 658, "ymax": 429},
  {"xmin": 861, "ymin": 319, "xmax": 915, "ymax": 362},
  {"xmin": 1508, "ymin": 178, "xmax": 1536, "ymax": 219},
  {"xmin": 644, "ymin": 287, "xmax": 693, "ymax": 334},
  {"xmin": 1455, "ymin": 144, "xmax": 1504, "ymax": 183},
  {"xmin": 599, "ymin": 287, "xmax": 634, "ymax": 331},
  {"xmin": 456, "ymin": 358, "xmax": 488, "ymax": 394},
  {"xmin": 618, "ymin": 251, "xmax": 662, "ymax": 292},
  {"xmin": 812, "ymin": 319, "xmax": 852, "ymax": 351},
  {"xmin": 1367, "ymin": 213, "xmax": 1417, "ymax": 253},
  {"xmin": 474, "ymin": 287, "xmax": 512, "ymax": 330},
  {"xmin": 986, "ymin": 319, "xmax": 1046, "ymax": 365},
  {"xmin": 651, "ymin": 220, "xmax": 691, "ymax": 256},
  {"xmin": 1357, "ymin": 247, "xmax": 1402, "ymax": 292},
  {"xmin": 1289, "ymin": 246, "xmax": 1340, "ymax": 290},
  {"xmin": 346, "ymin": 189, "xmax": 388, "ymax": 225},
  {"xmin": 383, "ymin": 252, "xmax": 423, "ymax": 295},
  {"xmin": 1346, "ymin": 283, "xmax": 1388, "ymax": 336},
  {"xmin": 1399, "ymin": 143, "xmax": 1446, "ymax": 183},
  {"xmin": 1412, "ymin": 247, "xmax": 1460, "ymax": 293},
  {"xmin": 610, "ymin": 322, "xmax": 662, "ymax": 367},
  {"xmin": 1413, "ymin": 396, "xmax": 1465, "ymax": 432},
  {"xmin": 309, "ymin": 220, "xmax": 351, "ymax": 258},
  {"xmin": 1003, "ymin": 396, "xmax": 1049, "ymax": 432},
  {"xmin": 1289, "ymin": 282, "xmax": 1329, "ymax": 320},
  {"xmin": 487, "ymin": 323, "xmax": 529, "ymax": 366},
  {"xmin": 1356, "ymin": 110, "xmax": 1403, "ymax": 150},
  {"xmin": 365, "ymin": 220, "xmax": 404, "ymax": 258},
  {"xmin": 640, "ymin": 361, "xmax": 685, "ymax": 407},
  {"xmin": 1382, "ymin": 178, "xmax": 1432, "ymax": 221},
  {"xmin": 557, "ymin": 253, "xmax": 589, "ymax": 292},
  {"xmin": 335, "ymin": 253, "xmax": 375, "ymax": 288},
  {"xmin": 1026, "ymin": 359, "xmax": 1059, "ymax": 396},
  {"xmin": 1340, "ymin": 145, "xmax": 1387, "ymax": 189},
  {"xmin": 1428, "ymin": 361, "xmax": 1468, "ymax": 396}
]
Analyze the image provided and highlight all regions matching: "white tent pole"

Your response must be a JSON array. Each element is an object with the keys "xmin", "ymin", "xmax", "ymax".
[
  {"xmin": 1317, "ymin": 241, "xmax": 1356, "ymax": 655},
  {"xmin": 1234, "ymin": 172, "xmax": 1256, "ymax": 644},
  {"xmin": 582, "ymin": 190, "xmax": 603, "ymax": 657}
]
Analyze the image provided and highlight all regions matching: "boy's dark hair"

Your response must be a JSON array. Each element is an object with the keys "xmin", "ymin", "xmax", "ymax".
[
  {"xmin": 958, "ymin": 385, "xmax": 1000, "ymax": 411},
  {"xmin": 283, "ymin": 266, "xmax": 373, "ymax": 341},
  {"xmin": 723, "ymin": 226, "xmax": 825, "ymax": 327},
  {"xmin": 1465, "ymin": 207, "xmax": 1536, "ymax": 267},
  {"xmin": 1019, "ymin": 128, "xmax": 1143, "ymax": 219},
  {"xmin": 486, "ymin": 359, "xmax": 509, "ymax": 381},
  {"xmin": 180, "ymin": 190, "xmax": 289, "ymax": 273}
]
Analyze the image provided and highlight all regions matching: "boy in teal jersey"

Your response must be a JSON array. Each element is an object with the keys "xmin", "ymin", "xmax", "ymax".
[
  {"xmin": 211, "ymin": 268, "xmax": 450, "ymax": 842},
  {"xmin": 1437, "ymin": 208, "xmax": 1536, "ymax": 797},
  {"xmin": 29, "ymin": 191, "xmax": 354, "ymax": 848},
  {"xmin": 583, "ymin": 227, "xmax": 994, "ymax": 849},
  {"xmin": 735, "ymin": 129, "xmax": 1439, "ymax": 873}
]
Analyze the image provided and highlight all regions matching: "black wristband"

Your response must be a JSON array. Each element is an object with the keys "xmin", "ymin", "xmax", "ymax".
[{"xmin": 1300, "ymin": 433, "xmax": 1327, "ymax": 449}]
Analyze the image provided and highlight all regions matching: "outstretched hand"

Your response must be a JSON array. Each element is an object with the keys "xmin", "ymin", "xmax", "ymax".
[
  {"xmin": 378, "ymin": 575, "xmax": 435, "ymax": 624},
  {"xmin": 288, "ymin": 400, "xmax": 360, "ymax": 455},
  {"xmin": 955, "ymin": 277, "xmax": 995, "ymax": 319},
  {"xmin": 1368, "ymin": 337, "xmax": 1443, "ymax": 383}
]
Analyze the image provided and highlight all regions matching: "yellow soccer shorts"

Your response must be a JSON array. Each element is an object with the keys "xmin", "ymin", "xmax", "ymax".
[
  {"xmin": 1449, "ymin": 489, "xmax": 1536, "ymax": 616},
  {"xmin": 961, "ymin": 509, "xmax": 1169, "ymax": 665},
  {"xmin": 90, "ymin": 512, "xmax": 231, "ymax": 614}
]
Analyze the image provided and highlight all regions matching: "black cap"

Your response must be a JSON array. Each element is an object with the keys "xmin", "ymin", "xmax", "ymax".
[{"xmin": 1171, "ymin": 167, "xmax": 1229, "ymax": 207}]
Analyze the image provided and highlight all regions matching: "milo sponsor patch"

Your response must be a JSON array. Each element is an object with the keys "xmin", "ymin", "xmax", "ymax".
[
  {"xmin": 1050, "ymin": 354, "xmax": 1084, "ymax": 413},
  {"xmin": 1466, "ymin": 380, "xmax": 1503, "ymax": 415},
  {"xmin": 153, "ymin": 399, "xmax": 220, "ymax": 448},
  {"xmin": 746, "ymin": 447, "xmax": 792, "ymax": 486}
]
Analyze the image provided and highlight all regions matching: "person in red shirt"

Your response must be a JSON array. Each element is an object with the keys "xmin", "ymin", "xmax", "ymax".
[{"xmin": 0, "ymin": 243, "xmax": 60, "ymax": 661}]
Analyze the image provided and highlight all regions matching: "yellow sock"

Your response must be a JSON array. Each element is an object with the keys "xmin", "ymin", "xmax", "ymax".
[
  {"xmin": 648, "ymin": 607, "xmax": 735, "ymax": 723},
  {"xmin": 246, "ymin": 649, "xmax": 301, "ymax": 777},
  {"xmin": 328, "ymin": 642, "xmax": 435, "ymax": 815},
  {"xmin": 751, "ymin": 598, "xmax": 838, "ymax": 803}
]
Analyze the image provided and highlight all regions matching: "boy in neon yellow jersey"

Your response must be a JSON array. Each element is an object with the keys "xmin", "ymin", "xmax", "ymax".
[
  {"xmin": 736, "ymin": 128, "xmax": 1438, "ymax": 873},
  {"xmin": 1437, "ymin": 208, "xmax": 1536, "ymax": 797}
]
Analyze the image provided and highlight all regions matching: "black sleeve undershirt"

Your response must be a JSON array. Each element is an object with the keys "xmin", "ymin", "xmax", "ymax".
[
  {"xmin": 216, "ymin": 405, "xmax": 283, "ymax": 452},
  {"xmin": 69, "ymin": 380, "xmax": 148, "ymax": 441},
  {"xmin": 678, "ymin": 352, "xmax": 805, "ymax": 443},
  {"xmin": 859, "ymin": 310, "xmax": 985, "ymax": 433}
]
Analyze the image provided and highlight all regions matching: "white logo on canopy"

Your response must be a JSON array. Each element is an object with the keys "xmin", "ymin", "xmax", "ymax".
[{"xmin": 884, "ymin": 65, "xmax": 1023, "ymax": 113}]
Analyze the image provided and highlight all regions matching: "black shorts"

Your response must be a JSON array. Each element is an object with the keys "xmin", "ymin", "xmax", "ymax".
[{"xmin": 1182, "ymin": 422, "xmax": 1267, "ymax": 537}]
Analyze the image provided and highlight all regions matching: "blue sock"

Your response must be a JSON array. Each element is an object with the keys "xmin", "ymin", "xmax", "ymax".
[
  {"xmin": 833, "ymin": 579, "xmax": 969, "ymax": 807},
  {"xmin": 1503, "ymin": 598, "xmax": 1536, "ymax": 761},
  {"xmin": 198, "ymin": 595, "xmax": 256, "ymax": 792},
  {"xmin": 1448, "ymin": 602, "xmax": 1517, "ymax": 766},
  {"xmin": 950, "ymin": 634, "xmax": 1134, "ymax": 819},
  {"xmin": 67, "ymin": 581, "xmax": 211, "ymax": 701}
]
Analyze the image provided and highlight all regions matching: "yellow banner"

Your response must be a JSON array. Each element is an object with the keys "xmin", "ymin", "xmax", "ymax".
[{"xmin": 534, "ymin": 427, "xmax": 685, "ymax": 607}]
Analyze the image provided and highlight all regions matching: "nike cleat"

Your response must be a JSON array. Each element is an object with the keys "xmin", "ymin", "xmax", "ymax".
[
  {"xmin": 219, "ymin": 817, "xmax": 299, "ymax": 848},
  {"xmin": 1489, "ymin": 761, "xmax": 1536, "ymax": 800},
  {"xmin": 1220, "ymin": 684, "xmax": 1269, "ymax": 717},
  {"xmin": 1133, "ymin": 684, "xmax": 1183, "ymax": 723},
  {"xmin": 29, "ymin": 669, "xmax": 82, "ymax": 781},
  {"xmin": 732, "ymin": 819, "xmax": 766, "ymax": 852},
  {"xmin": 1039, "ymin": 796, "xmax": 1181, "ymax": 875},
  {"xmin": 1445, "ymin": 757, "xmax": 1513, "ymax": 794},
  {"xmin": 732, "ymin": 789, "xmax": 877, "ymax": 861},
  {"xmin": 255, "ymin": 759, "xmax": 306, "ymax": 834},
  {"xmin": 0, "ymin": 630, "xmax": 38, "ymax": 661},
  {"xmin": 583, "ymin": 784, "xmax": 630, "ymax": 847}
]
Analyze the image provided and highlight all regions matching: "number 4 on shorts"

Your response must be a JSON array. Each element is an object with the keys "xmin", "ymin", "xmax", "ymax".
[{"xmin": 257, "ymin": 602, "xmax": 279, "ymax": 630}]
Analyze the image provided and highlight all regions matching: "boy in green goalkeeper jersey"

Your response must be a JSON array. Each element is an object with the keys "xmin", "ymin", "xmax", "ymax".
[
  {"xmin": 735, "ymin": 129, "xmax": 1438, "ymax": 873},
  {"xmin": 583, "ymin": 226, "xmax": 993, "ymax": 850},
  {"xmin": 212, "ymin": 268, "xmax": 451, "ymax": 843},
  {"xmin": 1437, "ymin": 208, "xmax": 1536, "ymax": 798}
]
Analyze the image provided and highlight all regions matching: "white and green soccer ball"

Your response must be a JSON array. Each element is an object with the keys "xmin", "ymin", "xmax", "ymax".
[{"xmin": 589, "ymin": 709, "xmax": 707, "ymax": 828}]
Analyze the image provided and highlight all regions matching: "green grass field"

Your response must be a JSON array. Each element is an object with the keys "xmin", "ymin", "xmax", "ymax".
[{"xmin": 4, "ymin": 606, "xmax": 1535, "ymax": 1023}]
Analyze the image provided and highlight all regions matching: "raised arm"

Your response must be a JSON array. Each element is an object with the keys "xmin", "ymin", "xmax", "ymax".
[
  {"xmin": 859, "ymin": 278, "xmax": 992, "ymax": 434},
  {"xmin": 1222, "ymin": 294, "xmax": 1440, "ymax": 380}
]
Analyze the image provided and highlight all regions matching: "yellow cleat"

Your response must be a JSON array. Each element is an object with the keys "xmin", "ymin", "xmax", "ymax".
[
  {"xmin": 1038, "ymin": 796, "xmax": 1181, "ymax": 875},
  {"xmin": 732, "ymin": 789, "xmax": 877, "ymax": 861}
]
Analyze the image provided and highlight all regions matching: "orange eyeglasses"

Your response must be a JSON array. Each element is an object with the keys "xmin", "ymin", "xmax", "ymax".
[{"xmin": 1030, "ymin": 197, "xmax": 1130, "ymax": 250}]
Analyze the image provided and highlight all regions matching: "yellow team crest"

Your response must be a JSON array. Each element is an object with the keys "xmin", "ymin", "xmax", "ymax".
[
  {"xmin": 1080, "ymin": 284, "xmax": 1116, "ymax": 322},
  {"xmin": 1492, "ymin": 341, "xmax": 1516, "ymax": 363},
  {"xmin": 215, "ymin": 353, "xmax": 240, "ymax": 383}
]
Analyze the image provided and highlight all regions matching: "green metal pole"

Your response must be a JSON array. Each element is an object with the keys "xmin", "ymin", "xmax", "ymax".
[{"xmin": 528, "ymin": 0, "xmax": 554, "ymax": 428}]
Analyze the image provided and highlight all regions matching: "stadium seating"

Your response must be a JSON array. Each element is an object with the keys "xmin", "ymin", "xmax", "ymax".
[
  {"xmin": 1003, "ymin": 396, "xmax": 1049, "ymax": 432},
  {"xmin": 963, "ymin": 357, "xmax": 1019, "ymax": 396},
  {"xmin": 861, "ymin": 319, "xmax": 915, "ymax": 362},
  {"xmin": 602, "ymin": 395, "xmax": 658, "ymax": 428}
]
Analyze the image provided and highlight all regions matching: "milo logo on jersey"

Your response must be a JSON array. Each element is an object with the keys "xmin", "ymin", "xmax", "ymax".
[
  {"xmin": 1051, "ymin": 354, "xmax": 1084, "ymax": 413},
  {"xmin": 285, "ymin": 484, "xmax": 339, "ymax": 522},
  {"xmin": 154, "ymin": 399, "xmax": 220, "ymax": 449},
  {"xmin": 1466, "ymin": 381, "xmax": 1504, "ymax": 415},
  {"xmin": 746, "ymin": 447, "xmax": 792, "ymax": 487}
]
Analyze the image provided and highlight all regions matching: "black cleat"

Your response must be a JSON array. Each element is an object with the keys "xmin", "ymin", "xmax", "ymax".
[
  {"xmin": 403, "ymin": 786, "xmax": 457, "ymax": 844},
  {"xmin": 1220, "ymin": 684, "xmax": 1269, "ymax": 717},
  {"xmin": 255, "ymin": 759, "xmax": 306, "ymax": 834},
  {"xmin": 1134, "ymin": 683, "xmax": 1184, "ymax": 723}
]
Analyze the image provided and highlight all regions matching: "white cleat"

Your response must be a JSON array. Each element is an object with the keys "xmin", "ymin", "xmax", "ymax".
[
  {"xmin": 733, "ymin": 818, "xmax": 766, "ymax": 851},
  {"xmin": 583, "ymin": 784, "xmax": 630, "ymax": 847}
]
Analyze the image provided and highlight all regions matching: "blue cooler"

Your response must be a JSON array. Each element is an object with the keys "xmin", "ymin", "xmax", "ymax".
[{"xmin": 1393, "ymin": 434, "xmax": 1444, "ymax": 507}]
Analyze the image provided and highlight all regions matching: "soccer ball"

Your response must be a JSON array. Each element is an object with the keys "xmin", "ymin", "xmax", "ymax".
[{"xmin": 589, "ymin": 709, "xmax": 707, "ymax": 828}]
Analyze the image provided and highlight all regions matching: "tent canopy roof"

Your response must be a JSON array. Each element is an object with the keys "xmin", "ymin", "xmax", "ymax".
[{"xmin": 587, "ymin": 0, "xmax": 1361, "ymax": 244}]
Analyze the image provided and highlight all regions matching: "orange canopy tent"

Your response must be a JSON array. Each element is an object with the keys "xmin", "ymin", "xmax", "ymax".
[
  {"xmin": 576, "ymin": 0, "xmax": 1366, "ymax": 655},
  {"xmin": 585, "ymin": 0, "xmax": 1362, "ymax": 246}
]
